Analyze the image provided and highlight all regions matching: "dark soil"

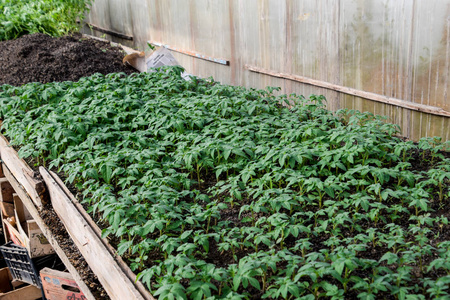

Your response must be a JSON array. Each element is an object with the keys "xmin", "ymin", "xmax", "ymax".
[
  {"xmin": 40, "ymin": 203, "xmax": 109, "ymax": 300},
  {"xmin": 0, "ymin": 33, "xmax": 136, "ymax": 86}
]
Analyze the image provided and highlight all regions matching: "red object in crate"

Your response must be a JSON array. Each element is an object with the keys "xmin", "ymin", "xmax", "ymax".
[{"xmin": 40, "ymin": 267, "xmax": 86, "ymax": 300}]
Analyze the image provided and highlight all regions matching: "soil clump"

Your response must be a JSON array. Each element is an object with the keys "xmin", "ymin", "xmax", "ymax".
[{"xmin": 0, "ymin": 33, "xmax": 135, "ymax": 86}]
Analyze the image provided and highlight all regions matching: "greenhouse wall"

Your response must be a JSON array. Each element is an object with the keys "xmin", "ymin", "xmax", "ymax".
[{"xmin": 83, "ymin": 0, "xmax": 450, "ymax": 141}]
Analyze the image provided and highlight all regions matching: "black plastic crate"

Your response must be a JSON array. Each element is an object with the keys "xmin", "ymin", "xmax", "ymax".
[
  {"xmin": 0, "ymin": 242, "xmax": 42, "ymax": 287},
  {"xmin": 0, "ymin": 242, "xmax": 65, "ymax": 287}
]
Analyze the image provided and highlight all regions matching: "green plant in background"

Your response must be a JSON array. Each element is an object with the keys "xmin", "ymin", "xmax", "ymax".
[{"xmin": 0, "ymin": 0, "xmax": 92, "ymax": 41}]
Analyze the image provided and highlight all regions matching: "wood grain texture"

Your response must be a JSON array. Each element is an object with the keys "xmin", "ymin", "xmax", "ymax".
[
  {"xmin": 48, "ymin": 170, "xmax": 154, "ymax": 300},
  {"xmin": 40, "ymin": 167, "xmax": 146, "ymax": 300},
  {"xmin": 0, "ymin": 178, "xmax": 14, "ymax": 203},
  {"xmin": 0, "ymin": 284, "xmax": 42, "ymax": 300},
  {"xmin": 246, "ymin": 64, "xmax": 450, "ymax": 117},
  {"xmin": 0, "ymin": 136, "xmax": 45, "ymax": 209},
  {"xmin": 2, "ymin": 164, "xmax": 96, "ymax": 300}
]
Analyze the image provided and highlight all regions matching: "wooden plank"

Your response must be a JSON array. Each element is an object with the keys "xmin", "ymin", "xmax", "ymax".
[
  {"xmin": 1, "ymin": 164, "xmax": 95, "ymax": 300},
  {"xmin": 0, "ymin": 202, "xmax": 14, "ymax": 218},
  {"xmin": 49, "ymin": 171, "xmax": 154, "ymax": 300},
  {"xmin": 40, "ymin": 167, "xmax": 145, "ymax": 300},
  {"xmin": 245, "ymin": 64, "xmax": 450, "ymax": 118},
  {"xmin": 13, "ymin": 194, "xmax": 32, "ymax": 223},
  {"xmin": 0, "ymin": 268, "xmax": 12, "ymax": 293},
  {"xmin": 0, "ymin": 205, "xmax": 10, "ymax": 244},
  {"xmin": 0, "ymin": 284, "xmax": 41, "ymax": 300},
  {"xmin": 0, "ymin": 136, "xmax": 45, "ymax": 209},
  {"xmin": 10, "ymin": 280, "xmax": 26, "ymax": 290},
  {"xmin": 84, "ymin": 22, "xmax": 133, "ymax": 40},
  {"xmin": 40, "ymin": 267, "xmax": 85, "ymax": 299},
  {"xmin": 148, "ymin": 40, "xmax": 230, "ymax": 65},
  {"xmin": 3, "ymin": 218, "xmax": 25, "ymax": 247},
  {"xmin": 0, "ymin": 179, "xmax": 14, "ymax": 203},
  {"xmin": 26, "ymin": 220, "xmax": 54, "ymax": 258}
]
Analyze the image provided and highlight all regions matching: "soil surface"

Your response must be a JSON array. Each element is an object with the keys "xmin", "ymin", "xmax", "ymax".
[
  {"xmin": 0, "ymin": 33, "xmax": 135, "ymax": 86},
  {"xmin": 40, "ymin": 203, "xmax": 109, "ymax": 300}
]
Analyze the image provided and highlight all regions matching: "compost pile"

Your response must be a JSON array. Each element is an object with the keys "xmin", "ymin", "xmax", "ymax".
[
  {"xmin": 0, "ymin": 33, "xmax": 135, "ymax": 86},
  {"xmin": 0, "ymin": 68, "xmax": 450, "ymax": 299}
]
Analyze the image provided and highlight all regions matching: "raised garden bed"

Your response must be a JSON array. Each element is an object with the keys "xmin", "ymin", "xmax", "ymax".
[{"xmin": 0, "ymin": 62, "xmax": 449, "ymax": 299}]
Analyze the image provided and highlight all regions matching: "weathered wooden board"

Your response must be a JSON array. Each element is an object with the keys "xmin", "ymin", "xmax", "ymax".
[
  {"xmin": 0, "ymin": 136, "xmax": 45, "ymax": 209},
  {"xmin": 1, "ymin": 163, "xmax": 96, "ymax": 300},
  {"xmin": 48, "ymin": 170, "xmax": 154, "ymax": 300},
  {"xmin": 0, "ymin": 202, "xmax": 13, "ymax": 218},
  {"xmin": 246, "ymin": 64, "xmax": 450, "ymax": 117},
  {"xmin": 0, "ymin": 178, "xmax": 14, "ymax": 203},
  {"xmin": 40, "ymin": 167, "xmax": 146, "ymax": 300},
  {"xmin": 0, "ymin": 268, "xmax": 12, "ymax": 293},
  {"xmin": 0, "ymin": 284, "xmax": 42, "ymax": 300}
]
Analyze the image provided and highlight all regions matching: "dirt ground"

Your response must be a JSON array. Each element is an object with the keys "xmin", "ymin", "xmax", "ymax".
[
  {"xmin": 0, "ymin": 33, "xmax": 135, "ymax": 86},
  {"xmin": 0, "ymin": 33, "xmax": 138, "ymax": 299}
]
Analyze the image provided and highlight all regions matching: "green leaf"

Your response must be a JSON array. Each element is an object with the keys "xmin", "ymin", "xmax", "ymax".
[
  {"xmin": 117, "ymin": 240, "xmax": 133, "ymax": 256},
  {"xmin": 180, "ymin": 230, "xmax": 193, "ymax": 240},
  {"xmin": 380, "ymin": 252, "xmax": 398, "ymax": 264},
  {"xmin": 333, "ymin": 261, "xmax": 345, "ymax": 276}
]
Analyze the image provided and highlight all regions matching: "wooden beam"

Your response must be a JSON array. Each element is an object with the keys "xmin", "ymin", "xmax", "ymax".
[
  {"xmin": 2, "ymin": 164, "xmax": 95, "ymax": 300},
  {"xmin": 0, "ymin": 284, "xmax": 42, "ymax": 300},
  {"xmin": 83, "ymin": 22, "xmax": 133, "ymax": 41},
  {"xmin": 49, "ymin": 171, "xmax": 154, "ymax": 300},
  {"xmin": 149, "ymin": 40, "xmax": 230, "ymax": 65},
  {"xmin": 40, "ymin": 167, "xmax": 145, "ymax": 300},
  {"xmin": 0, "ymin": 136, "xmax": 45, "ymax": 209},
  {"xmin": 0, "ymin": 202, "xmax": 14, "ymax": 218},
  {"xmin": 0, "ymin": 179, "xmax": 14, "ymax": 203},
  {"xmin": 0, "ymin": 268, "xmax": 12, "ymax": 293},
  {"xmin": 245, "ymin": 64, "xmax": 450, "ymax": 118}
]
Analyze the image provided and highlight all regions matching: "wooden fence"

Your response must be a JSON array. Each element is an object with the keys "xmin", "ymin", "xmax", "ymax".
[{"xmin": 82, "ymin": 0, "xmax": 450, "ymax": 141}]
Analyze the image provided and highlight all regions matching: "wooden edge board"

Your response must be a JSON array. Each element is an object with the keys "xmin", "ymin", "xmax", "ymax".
[
  {"xmin": 1, "ymin": 163, "xmax": 96, "ymax": 300},
  {"xmin": 0, "ymin": 136, "xmax": 44, "ymax": 209},
  {"xmin": 48, "ymin": 171, "xmax": 154, "ymax": 300},
  {"xmin": 148, "ymin": 40, "xmax": 230, "ymax": 65},
  {"xmin": 39, "ymin": 167, "xmax": 145, "ymax": 300},
  {"xmin": 245, "ymin": 64, "xmax": 450, "ymax": 118},
  {"xmin": 0, "ymin": 284, "xmax": 42, "ymax": 300},
  {"xmin": 83, "ymin": 22, "xmax": 133, "ymax": 41}
]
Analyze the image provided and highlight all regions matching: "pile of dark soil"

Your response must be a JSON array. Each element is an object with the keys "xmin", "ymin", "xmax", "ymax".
[{"xmin": 0, "ymin": 33, "xmax": 135, "ymax": 86}]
